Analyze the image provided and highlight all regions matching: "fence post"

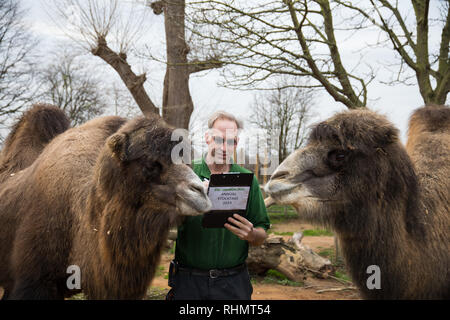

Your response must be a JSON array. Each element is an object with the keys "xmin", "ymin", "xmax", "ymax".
[{"xmin": 334, "ymin": 236, "xmax": 344, "ymax": 264}]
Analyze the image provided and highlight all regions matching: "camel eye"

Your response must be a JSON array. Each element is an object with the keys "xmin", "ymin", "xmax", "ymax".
[{"xmin": 327, "ymin": 150, "xmax": 347, "ymax": 168}]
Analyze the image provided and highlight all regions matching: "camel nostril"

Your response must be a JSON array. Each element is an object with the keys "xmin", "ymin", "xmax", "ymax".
[
  {"xmin": 189, "ymin": 184, "xmax": 205, "ymax": 194},
  {"xmin": 271, "ymin": 170, "xmax": 289, "ymax": 181}
]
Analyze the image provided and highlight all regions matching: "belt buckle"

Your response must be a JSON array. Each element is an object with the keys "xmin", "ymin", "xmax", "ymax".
[{"xmin": 209, "ymin": 269, "xmax": 219, "ymax": 278}]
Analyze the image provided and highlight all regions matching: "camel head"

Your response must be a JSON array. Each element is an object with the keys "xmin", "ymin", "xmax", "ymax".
[
  {"xmin": 265, "ymin": 109, "xmax": 413, "ymax": 228},
  {"xmin": 101, "ymin": 114, "xmax": 211, "ymax": 218}
]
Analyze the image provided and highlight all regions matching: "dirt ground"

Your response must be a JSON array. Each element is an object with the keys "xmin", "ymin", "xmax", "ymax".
[{"xmin": 150, "ymin": 218, "xmax": 361, "ymax": 300}]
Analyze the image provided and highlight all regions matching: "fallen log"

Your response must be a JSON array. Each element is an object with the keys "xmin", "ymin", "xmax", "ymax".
[{"xmin": 246, "ymin": 232, "xmax": 334, "ymax": 282}]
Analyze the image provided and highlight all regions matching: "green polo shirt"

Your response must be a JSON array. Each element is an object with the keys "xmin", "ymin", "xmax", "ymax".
[{"xmin": 175, "ymin": 157, "xmax": 270, "ymax": 269}]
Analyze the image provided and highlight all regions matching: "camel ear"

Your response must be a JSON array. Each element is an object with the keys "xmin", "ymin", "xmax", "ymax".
[
  {"xmin": 378, "ymin": 125, "xmax": 398, "ymax": 145},
  {"xmin": 107, "ymin": 133, "xmax": 129, "ymax": 162}
]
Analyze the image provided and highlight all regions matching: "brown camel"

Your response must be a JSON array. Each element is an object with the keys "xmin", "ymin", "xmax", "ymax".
[
  {"xmin": 265, "ymin": 105, "xmax": 449, "ymax": 299},
  {"xmin": 0, "ymin": 104, "xmax": 70, "ymax": 184},
  {"xmin": 0, "ymin": 112, "xmax": 211, "ymax": 299}
]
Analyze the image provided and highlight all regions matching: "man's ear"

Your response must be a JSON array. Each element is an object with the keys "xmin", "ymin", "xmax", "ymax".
[
  {"xmin": 107, "ymin": 133, "xmax": 129, "ymax": 162},
  {"xmin": 205, "ymin": 131, "xmax": 211, "ymax": 145}
]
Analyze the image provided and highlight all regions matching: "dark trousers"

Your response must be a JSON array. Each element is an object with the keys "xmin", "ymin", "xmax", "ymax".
[{"xmin": 170, "ymin": 266, "xmax": 253, "ymax": 300}]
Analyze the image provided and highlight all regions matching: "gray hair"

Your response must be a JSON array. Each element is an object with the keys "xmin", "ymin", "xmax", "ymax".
[{"xmin": 207, "ymin": 110, "xmax": 243, "ymax": 130}]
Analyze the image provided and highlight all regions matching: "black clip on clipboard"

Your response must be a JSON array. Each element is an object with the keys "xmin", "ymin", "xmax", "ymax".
[{"xmin": 202, "ymin": 172, "xmax": 254, "ymax": 228}]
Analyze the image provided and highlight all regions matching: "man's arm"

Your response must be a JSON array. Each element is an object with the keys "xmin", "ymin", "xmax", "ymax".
[{"xmin": 225, "ymin": 214, "xmax": 268, "ymax": 246}]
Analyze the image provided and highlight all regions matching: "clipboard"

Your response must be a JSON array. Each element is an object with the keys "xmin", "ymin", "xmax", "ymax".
[{"xmin": 202, "ymin": 172, "xmax": 254, "ymax": 228}]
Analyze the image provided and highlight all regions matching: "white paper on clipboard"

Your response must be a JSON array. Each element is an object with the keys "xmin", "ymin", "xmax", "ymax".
[{"xmin": 208, "ymin": 186, "xmax": 251, "ymax": 211}]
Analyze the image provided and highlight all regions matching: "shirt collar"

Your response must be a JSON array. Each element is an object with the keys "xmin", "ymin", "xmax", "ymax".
[{"xmin": 198, "ymin": 157, "xmax": 211, "ymax": 179}]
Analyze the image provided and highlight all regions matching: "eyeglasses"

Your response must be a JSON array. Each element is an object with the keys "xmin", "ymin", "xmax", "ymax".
[{"xmin": 212, "ymin": 136, "xmax": 237, "ymax": 146}]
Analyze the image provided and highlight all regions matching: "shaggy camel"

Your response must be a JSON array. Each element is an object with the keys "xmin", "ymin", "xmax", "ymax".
[
  {"xmin": 265, "ymin": 105, "xmax": 449, "ymax": 299},
  {"xmin": 0, "ymin": 104, "xmax": 70, "ymax": 184},
  {"xmin": 0, "ymin": 112, "xmax": 211, "ymax": 299}
]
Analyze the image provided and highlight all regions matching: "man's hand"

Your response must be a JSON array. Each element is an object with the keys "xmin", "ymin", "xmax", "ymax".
[{"xmin": 224, "ymin": 214, "xmax": 267, "ymax": 246}]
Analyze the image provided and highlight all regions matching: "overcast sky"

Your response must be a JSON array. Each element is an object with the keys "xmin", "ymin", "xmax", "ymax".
[{"xmin": 19, "ymin": 0, "xmax": 448, "ymax": 146}]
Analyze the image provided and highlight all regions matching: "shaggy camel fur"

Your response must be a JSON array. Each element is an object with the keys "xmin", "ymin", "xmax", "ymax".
[
  {"xmin": 265, "ymin": 105, "xmax": 449, "ymax": 299},
  {"xmin": 0, "ymin": 112, "xmax": 211, "ymax": 299}
]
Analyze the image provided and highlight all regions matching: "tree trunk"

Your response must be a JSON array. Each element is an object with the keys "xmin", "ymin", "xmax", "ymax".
[
  {"xmin": 151, "ymin": 0, "xmax": 221, "ymax": 129},
  {"xmin": 412, "ymin": 0, "xmax": 434, "ymax": 104},
  {"xmin": 160, "ymin": 0, "xmax": 193, "ymax": 129}
]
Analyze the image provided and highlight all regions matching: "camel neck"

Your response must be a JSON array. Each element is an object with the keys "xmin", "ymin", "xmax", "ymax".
[{"xmin": 337, "ymin": 198, "xmax": 426, "ymax": 299}]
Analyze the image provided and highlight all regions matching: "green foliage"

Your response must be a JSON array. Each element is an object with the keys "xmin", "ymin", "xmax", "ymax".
[
  {"xmin": 170, "ymin": 241, "xmax": 176, "ymax": 254},
  {"xmin": 302, "ymin": 229, "xmax": 334, "ymax": 237},
  {"xmin": 334, "ymin": 270, "xmax": 352, "ymax": 283},
  {"xmin": 318, "ymin": 247, "xmax": 334, "ymax": 259},
  {"xmin": 266, "ymin": 269, "xmax": 287, "ymax": 280},
  {"xmin": 267, "ymin": 205, "xmax": 298, "ymax": 224},
  {"xmin": 155, "ymin": 265, "xmax": 165, "ymax": 277},
  {"xmin": 261, "ymin": 269, "xmax": 304, "ymax": 287},
  {"xmin": 67, "ymin": 293, "xmax": 86, "ymax": 300},
  {"xmin": 271, "ymin": 231, "xmax": 294, "ymax": 236}
]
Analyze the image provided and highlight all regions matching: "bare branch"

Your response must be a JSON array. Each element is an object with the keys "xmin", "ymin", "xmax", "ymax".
[
  {"xmin": 46, "ymin": 0, "xmax": 160, "ymax": 116},
  {"xmin": 250, "ymin": 76, "xmax": 315, "ymax": 163},
  {"xmin": 0, "ymin": 0, "xmax": 37, "ymax": 124},
  {"xmin": 91, "ymin": 36, "xmax": 159, "ymax": 116},
  {"xmin": 342, "ymin": 0, "xmax": 449, "ymax": 104},
  {"xmin": 186, "ymin": 0, "xmax": 371, "ymax": 109},
  {"xmin": 188, "ymin": 58, "xmax": 224, "ymax": 74}
]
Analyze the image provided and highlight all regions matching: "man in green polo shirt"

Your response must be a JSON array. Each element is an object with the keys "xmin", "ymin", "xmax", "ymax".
[{"xmin": 169, "ymin": 111, "xmax": 270, "ymax": 300}]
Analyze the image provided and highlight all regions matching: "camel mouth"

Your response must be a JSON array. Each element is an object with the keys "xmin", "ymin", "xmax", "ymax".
[
  {"xmin": 264, "ymin": 180, "xmax": 299, "ymax": 200},
  {"xmin": 265, "ymin": 184, "xmax": 301, "ymax": 205},
  {"xmin": 177, "ymin": 196, "xmax": 212, "ymax": 216},
  {"xmin": 265, "ymin": 180, "xmax": 332, "ymax": 206},
  {"xmin": 176, "ymin": 184, "xmax": 212, "ymax": 216}
]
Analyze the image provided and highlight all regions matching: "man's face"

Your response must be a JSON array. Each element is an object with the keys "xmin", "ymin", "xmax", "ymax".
[{"xmin": 205, "ymin": 119, "xmax": 239, "ymax": 164}]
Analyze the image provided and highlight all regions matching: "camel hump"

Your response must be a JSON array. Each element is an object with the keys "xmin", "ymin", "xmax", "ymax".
[
  {"xmin": 0, "ymin": 103, "xmax": 70, "ymax": 179},
  {"xmin": 408, "ymin": 105, "xmax": 450, "ymax": 135},
  {"xmin": 20, "ymin": 103, "xmax": 71, "ymax": 142},
  {"xmin": 406, "ymin": 105, "xmax": 450, "ymax": 156},
  {"xmin": 3, "ymin": 103, "xmax": 70, "ymax": 147}
]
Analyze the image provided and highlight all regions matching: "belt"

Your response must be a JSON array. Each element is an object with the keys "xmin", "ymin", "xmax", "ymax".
[{"xmin": 177, "ymin": 263, "xmax": 246, "ymax": 279}]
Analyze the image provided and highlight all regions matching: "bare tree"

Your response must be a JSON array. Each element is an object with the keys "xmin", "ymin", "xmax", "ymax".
[
  {"xmin": 336, "ymin": 0, "xmax": 449, "ymax": 105},
  {"xmin": 186, "ymin": 0, "xmax": 373, "ymax": 109},
  {"xmin": 47, "ymin": 0, "xmax": 159, "ymax": 117},
  {"xmin": 47, "ymin": 0, "xmax": 223, "ymax": 128},
  {"xmin": 187, "ymin": 0, "xmax": 449, "ymax": 108},
  {"xmin": 150, "ymin": 0, "xmax": 222, "ymax": 129},
  {"xmin": 109, "ymin": 82, "xmax": 141, "ymax": 119},
  {"xmin": 250, "ymin": 77, "xmax": 315, "ymax": 164},
  {"xmin": 37, "ymin": 50, "xmax": 106, "ymax": 125},
  {"xmin": 0, "ymin": 0, "xmax": 37, "ymax": 123}
]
